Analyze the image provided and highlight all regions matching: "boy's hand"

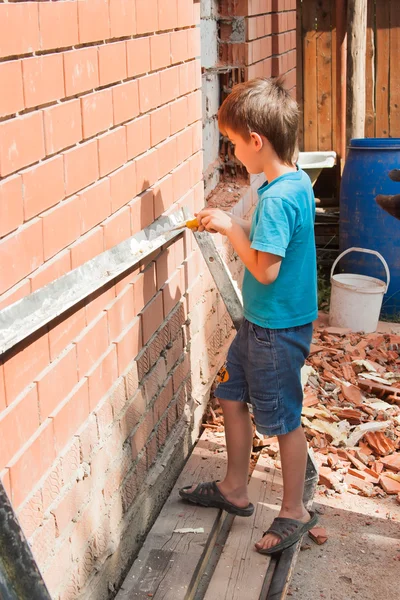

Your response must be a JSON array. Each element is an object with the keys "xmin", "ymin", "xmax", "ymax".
[{"xmin": 195, "ymin": 209, "xmax": 234, "ymax": 236}]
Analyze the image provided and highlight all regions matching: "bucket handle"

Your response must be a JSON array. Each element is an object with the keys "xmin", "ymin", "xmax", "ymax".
[{"xmin": 330, "ymin": 247, "xmax": 390, "ymax": 292}]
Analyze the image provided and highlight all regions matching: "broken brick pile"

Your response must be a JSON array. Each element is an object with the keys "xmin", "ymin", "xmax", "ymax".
[
  {"xmin": 204, "ymin": 325, "xmax": 400, "ymax": 506},
  {"xmin": 301, "ymin": 326, "xmax": 400, "ymax": 505}
]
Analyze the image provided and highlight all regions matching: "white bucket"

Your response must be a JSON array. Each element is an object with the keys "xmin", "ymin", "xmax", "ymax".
[{"xmin": 329, "ymin": 247, "xmax": 390, "ymax": 333}]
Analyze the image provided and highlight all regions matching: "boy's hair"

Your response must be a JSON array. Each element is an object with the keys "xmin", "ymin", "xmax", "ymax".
[{"xmin": 218, "ymin": 77, "xmax": 299, "ymax": 166}]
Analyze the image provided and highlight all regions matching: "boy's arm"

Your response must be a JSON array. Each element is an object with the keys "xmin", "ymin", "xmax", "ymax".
[
  {"xmin": 196, "ymin": 209, "xmax": 281, "ymax": 285},
  {"xmin": 230, "ymin": 213, "xmax": 251, "ymax": 236}
]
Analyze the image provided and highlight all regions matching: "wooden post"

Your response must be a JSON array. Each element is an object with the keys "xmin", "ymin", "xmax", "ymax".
[
  {"xmin": 336, "ymin": 0, "xmax": 348, "ymax": 172},
  {"xmin": 346, "ymin": 0, "xmax": 367, "ymax": 144}
]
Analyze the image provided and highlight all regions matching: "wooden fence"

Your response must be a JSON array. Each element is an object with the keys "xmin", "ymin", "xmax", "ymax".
[{"xmin": 297, "ymin": 0, "xmax": 400, "ymax": 153}]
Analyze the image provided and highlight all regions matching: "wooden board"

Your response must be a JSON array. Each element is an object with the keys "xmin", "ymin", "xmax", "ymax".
[
  {"xmin": 316, "ymin": 0, "xmax": 333, "ymax": 151},
  {"xmin": 203, "ymin": 454, "xmax": 283, "ymax": 600},
  {"xmin": 376, "ymin": 0, "xmax": 390, "ymax": 137},
  {"xmin": 116, "ymin": 430, "xmax": 229, "ymax": 600},
  {"xmin": 303, "ymin": 1, "xmax": 319, "ymax": 150},
  {"xmin": 365, "ymin": 0, "xmax": 376, "ymax": 137},
  {"xmin": 389, "ymin": 0, "xmax": 400, "ymax": 136}
]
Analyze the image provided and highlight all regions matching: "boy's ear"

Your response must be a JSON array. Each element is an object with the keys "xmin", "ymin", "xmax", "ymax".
[{"xmin": 250, "ymin": 131, "xmax": 263, "ymax": 151}]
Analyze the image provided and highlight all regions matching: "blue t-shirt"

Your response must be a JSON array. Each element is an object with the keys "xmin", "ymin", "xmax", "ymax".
[{"xmin": 242, "ymin": 168, "xmax": 318, "ymax": 329}]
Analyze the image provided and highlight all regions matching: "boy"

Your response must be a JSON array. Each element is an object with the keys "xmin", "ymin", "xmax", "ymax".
[{"xmin": 179, "ymin": 77, "xmax": 318, "ymax": 554}]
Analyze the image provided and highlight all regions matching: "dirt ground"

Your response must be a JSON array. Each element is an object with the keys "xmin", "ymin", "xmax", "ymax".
[{"xmin": 290, "ymin": 488, "xmax": 400, "ymax": 600}]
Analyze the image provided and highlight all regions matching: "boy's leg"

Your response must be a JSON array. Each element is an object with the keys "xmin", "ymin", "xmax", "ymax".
[
  {"xmin": 185, "ymin": 398, "xmax": 253, "ymax": 508},
  {"xmin": 217, "ymin": 398, "xmax": 253, "ymax": 507},
  {"xmin": 255, "ymin": 425, "xmax": 311, "ymax": 551}
]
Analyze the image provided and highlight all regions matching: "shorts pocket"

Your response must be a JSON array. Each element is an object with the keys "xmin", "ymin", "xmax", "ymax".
[
  {"xmin": 249, "ymin": 392, "xmax": 279, "ymax": 414},
  {"xmin": 250, "ymin": 323, "xmax": 273, "ymax": 347}
]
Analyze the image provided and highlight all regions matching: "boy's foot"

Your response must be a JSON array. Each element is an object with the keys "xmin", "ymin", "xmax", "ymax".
[
  {"xmin": 255, "ymin": 508, "xmax": 317, "ymax": 554},
  {"xmin": 179, "ymin": 481, "xmax": 254, "ymax": 517}
]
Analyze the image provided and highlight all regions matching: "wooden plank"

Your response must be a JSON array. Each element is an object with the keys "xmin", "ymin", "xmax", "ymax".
[
  {"xmin": 331, "ymin": 0, "xmax": 337, "ymax": 152},
  {"xmin": 116, "ymin": 430, "xmax": 229, "ymax": 600},
  {"xmin": 346, "ymin": 0, "xmax": 368, "ymax": 142},
  {"xmin": 303, "ymin": 0, "xmax": 319, "ymax": 150},
  {"xmin": 389, "ymin": 0, "xmax": 400, "ymax": 136},
  {"xmin": 203, "ymin": 453, "xmax": 282, "ymax": 600},
  {"xmin": 365, "ymin": 0, "xmax": 376, "ymax": 137},
  {"xmin": 296, "ymin": 0, "xmax": 305, "ymax": 150},
  {"xmin": 376, "ymin": 0, "xmax": 390, "ymax": 137},
  {"xmin": 316, "ymin": 0, "xmax": 333, "ymax": 151}
]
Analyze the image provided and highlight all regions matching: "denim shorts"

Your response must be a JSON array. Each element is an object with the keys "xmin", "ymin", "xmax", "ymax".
[{"xmin": 215, "ymin": 319, "xmax": 313, "ymax": 436}]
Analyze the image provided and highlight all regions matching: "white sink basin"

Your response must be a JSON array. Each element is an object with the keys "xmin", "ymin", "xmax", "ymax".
[{"xmin": 298, "ymin": 151, "xmax": 337, "ymax": 185}]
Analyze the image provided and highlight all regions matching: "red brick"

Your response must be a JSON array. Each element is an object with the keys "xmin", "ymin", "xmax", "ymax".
[
  {"xmin": 79, "ymin": 178, "xmax": 111, "ymax": 235},
  {"xmin": 192, "ymin": 120, "xmax": 202, "ymax": 153},
  {"xmin": 150, "ymin": 105, "xmax": 171, "ymax": 147},
  {"xmin": 61, "ymin": 438, "xmax": 80, "ymax": 484},
  {"xmin": 156, "ymin": 245, "xmax": 175, "ymax": 288},
  {"xmin": 0, "ymin": 175, "xmax": 24, "ymax": 237},
  {"xmin": 22, "ymin": 54, "xmax": 65, "ymax": 109},
  {"xmin": 141, "ymin": 291, "xmax": 163, "ymax": 344},
  {"xmin": 163, "ymin": 269, "xmax": 184, "ymax": 316},
  {"xmin": 109, "ymin": 0, "xmax": 136, "ymax": 38},
  {"xmin": 63, "ymin": 140, "xmax": 99, "ymax": 196},
  {"xmin": 160, "ymin": 66, "xmax": 180, "ymax": 105},
  {"xmin": 158, "ymin": 0, "xmax": 178, "ymax": 31},
  {"xmin": 0, "ymin": 219, "xmax": 43, "ymax": 295},
  {"xmin": 0, "ymin": 60, "xmax": 24, "ymax": 118},
  {"xmin": 170, "ymin": 30, "xmax": 189, "ymax": 64},
  {"xmin": 109, "ymin": 162, "xmax": 136, "ymax": 213},
  {"xmin": 177, "ymin": 0, "xmax": 194, "ymax": 27},
  {"xmin": 8, "ymin": 419, "xmax": 56, "ymax": 508},
  {"xmin": 50, "ymin": 475, "xmax": 90, "ymax": 540},
  {"xmin": 52, "ymin": 379, "xmax": 90, "ymax": 453},
  {"xmin": 42, "ymin": 196, "xmax": 81, "ymax": 261},
  {"xmin": 16, "ymin": 489, "xmax": 43, "ymax": 539},
  {"xmin": 102, "ymin": 205, "xmax": 131, "ymax": 250},
  {"xmin": 22, "ymin": 156, "xmax": 65, "ymax": 221},
  {"xmin": 36, "ymin": 344, "xmax": 78, "ymax": 421},
  {"xmin": 40, "ymin": 462, "xmax": 63, "ymax": 512},
  {"xmin": 172, "ymin": 161, "xmax": 191, "ymax": 201},
  {"xmin": 0, "ymin": 469, "xmax": 11, "ymax": 499},
  {"xmin": 63, "ymin": 47, "xmax": 99, "ymax": 97},
  {"xmin": 75, "ymin": 313, "xmax": 109, "ymax": 378},
  {"xmin": 138, "ymin": 73, "xmax": 161, "ymax": 114},
  {"xmin": 189, "ymin": 151, "xmax": 203, "ymax": 185},
  {"xmin": 153, "ymin": 174, "xmax": 174, "ymax": 218},
  {"xmin": 98, "ymin": 41, "xmax": 127, "ymax": 86},
  {"xmin": 43, "ymin": 99, "xmax": 83, "ymax": 155},
  {"xmin": 87, "ymin": 346, "xmax": 118, "ymax": 410},
  {"xmin": 157, "ymin": 137, "xmax": 178, "ymax": 179},
  {"xmin": 0, "ymin": 362, "xmax": 5, "ymax": 412},
  {"xmin": 70, "ymin": 227, "xmax": 105, "ymax": 269},
  {"xmin": 39, "ymin": 0, "xmax": 79, "ymax": 51},
  {"xmin": 85, "ymin": 285, "xmax": 116, "ymax": 324},
  {"xmin": 130, "ymin": 190, "xmax": 154, "ymax": 234},
  {"xmin": 79, "ymin": 414, "xmax": 99, "ymax": 462},
  {"xmin": 126, "ymin": 115, "xmax": 151, "ymax": 160},
  {"xmin": 0, "ymin": 385, "xmax": 40, "ymax": 470},
  {"xmin": 187, "ymin": 89, "xmax": 202, "ymax": 124},
  {"xmin": 98, "ymin": 127, "xmax": 127, "ymax": 177},
  {"xmin": 49, "ymin": 307, "xmax": 87, "ymax": 361},
  {"xmin": 133, "ymin": 264, "xmax": 157, "ymax": 315},
  {"xmin": 113, "ymin": 80, "xmax": 139, "ymax": 126},
  {"xmin": 115, "ymin": 317, "xmax": 142, "ymax": 376},
  {"xmin": 0, "ymin": 3, "xmax": 40, "ymax": 59},
  {"xmin": 127, "ymin": 37, "xmax": 151, "ymax": 78},
  {"xmin": 0, "ymin": 112, "xmax": 45, "ymax": 177},
  {"xmin": 135, "ymin": 150, "xmax": 159, "ymax": 193},
  {"xmin": 81, "ymin": 89, "xmax": 113, "ymax": 140},
  {"xmin": 130, "ymin": 410, "xmax": 155, "ymax": 460},
  {"xmin": 187, "ymin": 27, "xmax": 201, "ymax": 58},
  {"xmin": 136, "ymin": 0, "xmax": 158, "ymax": 35},
  {"xmin": 150, "ymin": 33, "xmax": 171, "ymax": 71},
  {"xmin": 30, "ymin": 250, "xmax": 71, "ymax": 292},
  {"xmin": 77, "ymin": 0, "xmax": 110, "ymax": 44},
  {"xmin": 30, "ymin": 513, "xmax": 57, "ymax": 572},
  {"xmin": 176, "ymin": 127, "xmax": 193, "ymax": 164},
  {"xmin": 107, "ymin": 286, "xmax": 136, "ymax": 341}
]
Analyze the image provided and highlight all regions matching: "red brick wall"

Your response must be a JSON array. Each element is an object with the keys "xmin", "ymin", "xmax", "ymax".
[{"xmin": 0, "ymin": 1, "xmax": 296, "ymax": 597}]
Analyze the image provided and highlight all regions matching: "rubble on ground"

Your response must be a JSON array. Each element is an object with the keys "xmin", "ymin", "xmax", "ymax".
[{"xmin": 204, "ymin": 325, "xmax": 400, "ymax": 502}]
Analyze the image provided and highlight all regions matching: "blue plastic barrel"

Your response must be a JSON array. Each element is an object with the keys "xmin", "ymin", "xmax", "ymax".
[{"xmin": 340, "ymin": 138, "xmax": 400, "ymax": 316}]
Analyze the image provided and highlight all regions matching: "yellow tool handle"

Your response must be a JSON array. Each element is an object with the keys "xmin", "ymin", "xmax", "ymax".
[{"xmin": 185, "ymin": 217, "xmax": 199, "ymax": 230}]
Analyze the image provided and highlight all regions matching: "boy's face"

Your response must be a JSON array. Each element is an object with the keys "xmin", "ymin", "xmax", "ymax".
[{"xmin": 225, "ymin": 128, "xmax": 264, "ymax": 174}]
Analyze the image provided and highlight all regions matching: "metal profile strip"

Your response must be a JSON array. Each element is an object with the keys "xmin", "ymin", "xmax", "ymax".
[{"xmin": 0, "ymin": 210, "xmax": 188, "ymax": 356}]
